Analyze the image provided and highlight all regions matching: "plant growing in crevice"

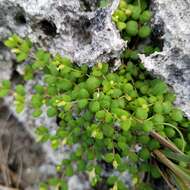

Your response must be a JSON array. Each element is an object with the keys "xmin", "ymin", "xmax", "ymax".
[
  {"xmin": 1, "ymin": 0, "xmax": 190, "ymax": 190},
  {"xmin": 112, "ymin": 0, "xmax": 190, "ymax": 189}
]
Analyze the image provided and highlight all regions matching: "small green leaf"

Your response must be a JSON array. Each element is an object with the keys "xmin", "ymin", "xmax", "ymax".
[
  {"xmin": 15, "ymin": 84, "xmax": 25, "ymax": 96},
  {"xmin": 47, "ymin": 107, "xmax": 57, "ymax": 117},
  {"xmin": 104, "ymin": 153, "xmax": 114, "ymax": 163},
  {"xmin": 2, "ymin": 80, "xmax": 11, "ymax": 89},
  {"xmin": 32, "ymin": 109, "xmax": 42, "ymax": 118},
  {"xmin": 65, "ymin": 165, "xmax": 74, "ymax": 177},
  {"xmin": 16, "ymin": 52, "xmax": 28, "ymax": 62},
  {"xmin": 0, "ymin": 89, "xmax": 9, "ymax": 97},
  {"xmin": 120, "ymin": 119, "xmax": 131, "ymax": 131},
  {"xmin": 15, "ymin": 103, "xmax": 25, "ymax": 113}
]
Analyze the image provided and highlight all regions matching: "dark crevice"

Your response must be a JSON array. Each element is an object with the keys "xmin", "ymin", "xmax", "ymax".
[
  {"xmin": 150, "ymin": 0, "xmax": 165, "ymax": 51},
  {"xmin": 0, "ymin": 41, "xmax": 7, "ymax": 50},
  {"xmin": 80, "ymin": 0, "xmax": 99, "ymax": 11},
  {"xmin": 94, "ymin": 178, "xmax": 108, "ymax": 190},
  {"xmin": 39, "ymin": 19, "xmax": 57, "ymax": 37},
  {"xmin": 10, "ymin": 61, "xmax": 23, "ymax": 83},
  {"xmin": 81, "ymin": 0, "xmax": 92, "ymax": 11},
  {"xmin": 10, "ymin": 69, "xmax": 21, "ymax": 81},
  {"xmin": 151, "ymin": 20, "xmax": 165, "ymax": 51},
  {"xmin": 69, "ymin": 16, "xmax": 92, "ymax": 45},
  {"xmin": 15, "ymin": 12, "xmax": 26, "ymax": 25}
]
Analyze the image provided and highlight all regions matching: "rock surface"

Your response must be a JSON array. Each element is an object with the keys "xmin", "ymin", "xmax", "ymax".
[
  {"xmin": 0, "ymin": 0, "xmax": 125, "ymax": 66},
  {"xmin": 140, "ymin": 0, "xmax": 190, "ymax": 118}
]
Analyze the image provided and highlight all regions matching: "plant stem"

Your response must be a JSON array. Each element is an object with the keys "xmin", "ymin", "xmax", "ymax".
[
  {"xmin": 153, "ymin": 150, "xmax": 190, "ymax": 186},
  {"xmin": 159, "ymin": 122, "xmax": 185, "ymax": 152},
  {"xmin": 150, "ymin": 131, "xmax": 183, "ymax": 154}
]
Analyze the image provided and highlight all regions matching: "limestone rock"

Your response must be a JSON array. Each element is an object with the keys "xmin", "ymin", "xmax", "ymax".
[{"xmin": 0, "ymin": 0, "xmax": 125, "ymax": 66}]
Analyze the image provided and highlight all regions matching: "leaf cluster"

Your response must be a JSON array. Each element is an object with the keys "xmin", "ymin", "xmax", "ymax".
[{"xmin": 2, "ymin": 1, "xmax": 190, "ymax": 189}]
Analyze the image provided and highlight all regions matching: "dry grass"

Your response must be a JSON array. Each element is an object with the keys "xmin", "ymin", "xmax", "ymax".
[{"xmin": 0, "ymin": 103, "xmax": 45, "ymax": 189}]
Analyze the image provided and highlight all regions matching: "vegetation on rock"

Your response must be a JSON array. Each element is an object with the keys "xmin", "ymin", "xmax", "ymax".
[{"xmin": 1, "ymin": 0, "xmax": 190, "ymax": 189}]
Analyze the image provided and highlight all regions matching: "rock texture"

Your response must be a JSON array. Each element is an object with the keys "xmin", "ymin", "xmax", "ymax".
[
  {"xmin": 0, "ymin": 0, "xmax": 124, "ymax": 66},
  {"xmin": 0, "ymin": 44, "xmax": 12, "ymax": 81},
  {"xmin": 140, "ymin": 0, "xmax": 190, "ymax": 118}
]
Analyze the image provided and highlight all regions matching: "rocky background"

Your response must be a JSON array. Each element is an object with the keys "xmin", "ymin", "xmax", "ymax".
[{"xmin": 0, "ymin": 0, "xmax": 190, "ymax": 189}]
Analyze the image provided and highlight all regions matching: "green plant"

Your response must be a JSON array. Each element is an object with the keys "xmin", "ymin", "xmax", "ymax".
[
  {"xmin": 1, "ymin": 0, "xmax": 190, "ymax": 190},
  {"xmin": 113, "ymin": 0, "xmax": 159, "ymax": 61},
  {"xmin": 3, "ymin": 34, "xmax": 190, "ymax": 189}
]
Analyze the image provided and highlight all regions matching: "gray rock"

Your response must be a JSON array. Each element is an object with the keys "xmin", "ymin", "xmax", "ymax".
[
  {"xmin": 68, "ymin": 175, "xmax": 90, "ymax": 190},
  {"xmin": 0, "ymin": 44, "xmax": 12, "ymax": 81},
  {"xmin": 140, "ymin": 0, "xmax": 190, "ymax": 118},
  {"xmin": 0, "ymin": 0, "xmax": 125, "ymax": 66}
]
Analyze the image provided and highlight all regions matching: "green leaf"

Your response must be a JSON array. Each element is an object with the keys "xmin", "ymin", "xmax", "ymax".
[
  {"xmin": 150, "ymin": 79, "xmax": 168, "ymax": 95},
  {"xmin": 31, "ymin": 94, "xmax": 43, "ymax": 108},
  {"xmin": 4, "ymin": 38, "xmax": 17, "ymax": 48},
  {"xmin": 170, "ymin": 109, "xmax": 183, "ymax": 122},
  {"xmin": 0, "ymin": 89, "xmax": 9, "ymax": 97},
  {"xmin": 15, "ymin": 103, "xmax": 25, "ymax": 113},
  {"xmin": 15, "ymin": 84, "xmax": 25, "ymax": 96},
  {"xmin": 65, "ymin": 165, "xmax": 74, "ymax": 177},
  {"xmin": 107, "ymin": 176, "xmax": 118, "ymax": 185},
  {"xmin": 89, "ymin": 101, "xmax": 100, "ymax": 113},
  {"xmin": 125, "ymin": 20, "xmax": 138, "ymax": 36},
  {"xmin": 60, "ymin": 181, "xmax": 68, "ymax": 190},
  {"xmin": 16, "ymin": 52, "xmax": 28, "ymax": 62},
  {"xmin": 2, "ymin": 80, "xmax": 11, "ymax": 89},
  {"xmin": 4, "ymin": 34, "xmax": 21, "ymax": 48},
  {"xmin": 47, "ymin": 107, "xmax": 57, "ymax": 117},
  {"xmin": 77, "ymin": 160, "xmax": 86, "ymax": 172},
  {"xmin": 86, "ymin": 76, "xmax": 101, "ymax": 91},
  {"xmin": 135, "ymin": 107, "xmax": 148, "ymax": 120},
  {"xmin": 32, "ymin": 109, "xmax": 42, "ymax": 118},
  {"xmin": 120, "ymin": 119, "xmax": 131, "ymax": 131},
  {"xmin": 20, "ymin": 39, "xmax": 31, "ymax": 53},
  {"xmin": 104, "ymin": 153, "xmax": 114, "ymax": 163},
  {"xmin": 48, "ymin": 177, "xmax": 59, "ymax": 186}
]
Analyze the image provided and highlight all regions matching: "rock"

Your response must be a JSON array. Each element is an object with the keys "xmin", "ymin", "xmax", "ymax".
[
  {"xmin": 0, "ymin": 0, "xmax": 125, "ymax": 66},
  {"xmin": 0, "ymin": 43, "xmax": 12, "ymax": 81},
  {"xmin": 68, "ymin": 175, "xmax": 90, "ymax": 190},
  {"xmin": 140, "ymin": 0, "xmax": 190, "ymax": 118}
]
